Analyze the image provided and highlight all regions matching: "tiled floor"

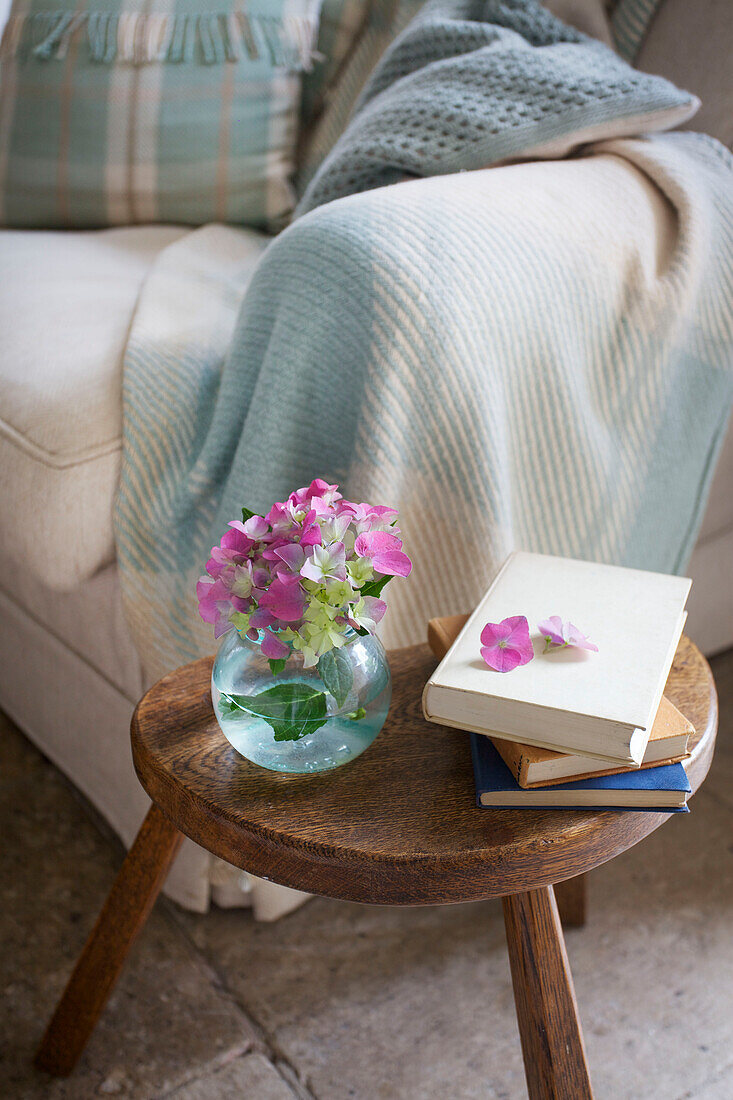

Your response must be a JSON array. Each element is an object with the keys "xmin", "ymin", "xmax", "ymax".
[{"xmin": 2, "ymin": 649, "xmax": 732, "ymax": 1100}]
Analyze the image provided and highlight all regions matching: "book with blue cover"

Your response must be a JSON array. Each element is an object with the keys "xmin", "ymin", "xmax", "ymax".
[{"xmin": 470, "ymin": 733, "xmax": 690, "ymax": 812}]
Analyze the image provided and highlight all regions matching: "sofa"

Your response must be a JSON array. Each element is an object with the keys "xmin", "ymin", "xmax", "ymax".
[{"xmin": 0, "ymin": 0, "xmax": 731, "ymax": 916}]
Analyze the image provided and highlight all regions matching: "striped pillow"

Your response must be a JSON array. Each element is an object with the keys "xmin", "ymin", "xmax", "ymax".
[
  {"xmin": 300, "ymin": 0, "xmax": 371, "ymax": 130},
  {"xmin": 610, "ymin": 0, "xmax": 664, "ymax": 61},
  {"xmin": 0, "ymin": 0, "xmax": 323, "ymax": 231}
]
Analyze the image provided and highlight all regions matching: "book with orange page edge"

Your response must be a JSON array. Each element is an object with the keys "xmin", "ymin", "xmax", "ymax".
[{"xmin": 427, "ymin": 614, "xmax": 693, "ymax": 789}]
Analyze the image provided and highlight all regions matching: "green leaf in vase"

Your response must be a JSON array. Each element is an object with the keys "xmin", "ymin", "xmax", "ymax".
[
  {"xmin": 359, "ymin": 573, "xmax": 391, "ymax": 601},
  {"xmin": 217, "ymin": 695, "xmax": 244, "ymax": 718},
  {"xmin": 268, "ymin": 658, "xmax": 287, "ymax": 676},
  {"xmin": 317, "ymin": 649, "xmax": 354, "ymax": 708},
  {"xmin": 219, "ymin": 683, "xmax": 328, "ymax": 742}
]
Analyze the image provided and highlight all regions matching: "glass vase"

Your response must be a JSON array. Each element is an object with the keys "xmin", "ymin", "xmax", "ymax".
[{"xmin": 211, "ymin": 627, "xmax": 391, "ymax": 774}]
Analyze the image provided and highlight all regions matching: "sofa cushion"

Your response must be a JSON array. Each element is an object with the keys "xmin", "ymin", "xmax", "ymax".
[
  {"xmin": 0, "ymin": 547, "xmax": 144, "ymax": 702},
  {"xmin": 0, "ymin": 0, "xmax": 322, "ymax": 233},
  {"xmin": 635, "ymin": 0, "xmax": 732, "ymax": 150},
  {"xmin": 0, "ymin": 224, "xmax": 188, "ymax": 589},
  {"xmin": 635, "ymin": 0, "xmax": 733, "ymax": 536},
  {"xmin": 698, "ymin": 415, "xmax": 733, "ymax": 542}
]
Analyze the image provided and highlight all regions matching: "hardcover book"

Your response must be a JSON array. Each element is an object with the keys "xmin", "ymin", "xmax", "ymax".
[
  {"xmin": 470, "ymin": 733, "xmax": 691, "ymax": 811},
  {"xmin": 423, "ymin": 552, "xmax": 690, "ymax": 765},
  {"xmin": 493, "ymin": 694, "xmax": 692, "ymax": 788}
]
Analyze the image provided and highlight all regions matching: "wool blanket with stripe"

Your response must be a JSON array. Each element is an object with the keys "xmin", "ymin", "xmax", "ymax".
[{"xmin": 115, "ymin": 131, "xmax": 733, "ymax": 684}]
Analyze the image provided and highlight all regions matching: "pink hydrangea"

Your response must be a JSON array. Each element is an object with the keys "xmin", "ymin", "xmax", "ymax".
[{"xmin": 196, "ymin": 480, "xmax": 412, "ymax": 667}]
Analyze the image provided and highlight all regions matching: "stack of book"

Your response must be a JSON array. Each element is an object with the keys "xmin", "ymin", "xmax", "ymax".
[{"xmin": 423, "ymin": 552, "xmax": 694, "ymax": 812}]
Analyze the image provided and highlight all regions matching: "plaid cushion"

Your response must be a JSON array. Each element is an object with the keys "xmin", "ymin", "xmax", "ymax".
[{"xmin": 0, "ymin": 0, "xmax": 323, "ymax": 231}]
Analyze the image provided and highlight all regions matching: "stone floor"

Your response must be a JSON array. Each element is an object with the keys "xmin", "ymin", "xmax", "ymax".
[{"xmin": 2, "ymin": 649, "xmax": 733, "ymax": 1100}]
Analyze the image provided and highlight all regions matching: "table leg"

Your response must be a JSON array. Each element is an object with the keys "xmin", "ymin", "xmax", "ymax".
[
  {"xmin": 35, "ymin": 803, "xmax": 183, "ymax": 1077},
  {"xmin": 502, "ymin": 885, "xmax": 593, "ymax": 1100},
  {"xmin": 554, "ymin": 874, "xmax": 587, "ymax": 928}
]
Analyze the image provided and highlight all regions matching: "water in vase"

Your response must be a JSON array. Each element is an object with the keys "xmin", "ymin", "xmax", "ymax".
[{"xmin": 211, "ymin": 628, "xmax": 391, "ymax": 773}]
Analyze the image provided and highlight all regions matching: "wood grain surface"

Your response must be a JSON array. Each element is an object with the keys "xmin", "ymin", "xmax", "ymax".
[
  {"xmin": 131, "ymin": 635, "xmax": 717, "ymax": 906},
  {"xmin": 503, "ymin": 887, "xmax": 593, "ymax": 1099}
]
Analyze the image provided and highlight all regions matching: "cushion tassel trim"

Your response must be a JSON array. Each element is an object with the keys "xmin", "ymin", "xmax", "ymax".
[{"xmin": 0, "ymin": 10, "xmax": 321, "ymax": 70}]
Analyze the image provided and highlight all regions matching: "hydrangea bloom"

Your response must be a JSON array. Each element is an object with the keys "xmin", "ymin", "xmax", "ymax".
[{"xmin": 197, "ymin": 481, "xmax": 411, "ymax": 667}]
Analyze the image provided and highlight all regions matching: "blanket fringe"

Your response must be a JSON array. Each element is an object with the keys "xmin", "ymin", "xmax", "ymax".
[{"xmin": 0, "ymin": 10, "xmax": 321, "ymax": 69}]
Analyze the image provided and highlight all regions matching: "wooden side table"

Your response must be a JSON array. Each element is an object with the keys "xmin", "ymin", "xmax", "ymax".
[{"xmin": 35, "ymin": 632, "xmax": 717, "ymax": 1099}]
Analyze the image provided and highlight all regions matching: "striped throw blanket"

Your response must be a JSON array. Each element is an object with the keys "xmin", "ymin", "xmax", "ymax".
[{"xmin": 115, "ymin": 0, "xmax": 733, "ymax": 686}]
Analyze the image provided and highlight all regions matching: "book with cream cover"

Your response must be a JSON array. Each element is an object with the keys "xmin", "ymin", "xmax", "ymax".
[
  {"xmin": 422, "ymin": 552, "xmax": 690, "ymax": 765},
  {"xmin": 493, "ymin": 694, "xmax": 693, "ymax": 788},
  {"xmin": 470, "ymin": 734, "xmax": 691, "ymax": 811}
]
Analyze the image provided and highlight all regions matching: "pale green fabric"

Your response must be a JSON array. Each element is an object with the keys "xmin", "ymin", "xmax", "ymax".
[
  {"xmin": 297, "ymin": 0, "xmax": 425, "ymax": 194},
  {"xmin": 113, "ymin": 0, "xmax": 732, "ymax": 681},
  {"xmin": 611, "ymin": 0, "xmax": 664, "ymax": 61},
  {"xmin": 300, "ymin": 0, "xmax": 370, "ymax": 128},
  {"xmin": 298, "ymin": 0, "xmax": 697, "ymax": 213},
  {"xmin": 115, "ymin": 130, "xmax": 733, "ymax": 678},
  {"xmin": 0, "ymin": 0, "xmax": 322, "ymax": 231}
]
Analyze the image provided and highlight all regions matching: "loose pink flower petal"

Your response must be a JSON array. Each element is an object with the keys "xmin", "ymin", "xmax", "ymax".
[
  {"xmin": 537, "ymin": 616, "xmax": 565, "ymax": 646},
  {"xmin": 565, "ymin": 622, "xmax": 598, "ymax": 652},
  {"xmin": 481, "ymin": 643, "xmax": 525, "ymax": 672},
  {"xmin": 480, "ymin": 621, "xmax": 506, "ymax": 647},
  {"xmin": 538, "ymin": 617, "xmax": 598, "ymax": 653},
  {"xmin": 480, "ymin": 615, "xmax": 533, "ymax": 673}
]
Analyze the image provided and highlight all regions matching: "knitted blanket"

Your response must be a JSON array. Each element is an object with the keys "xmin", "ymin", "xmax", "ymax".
[
  {"xmin": 298, "ymin": 0, "xmax": 698, "ymax": 212},
  {"xmin": 114, "ymin": 1, "xmax": 733, "ymax": 911}
]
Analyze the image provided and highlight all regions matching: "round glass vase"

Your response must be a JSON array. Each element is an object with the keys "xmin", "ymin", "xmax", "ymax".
[{"xmin": 211, "ymin": 627, "xmax": 391, "ymax": 774}]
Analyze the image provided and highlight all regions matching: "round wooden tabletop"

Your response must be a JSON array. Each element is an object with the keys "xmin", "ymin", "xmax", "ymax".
[{"xmin": 131, "ymin": 635, "xmax": 717, "ymax": 905}]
